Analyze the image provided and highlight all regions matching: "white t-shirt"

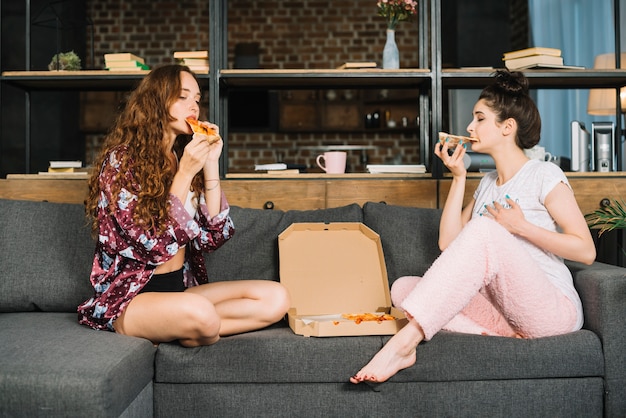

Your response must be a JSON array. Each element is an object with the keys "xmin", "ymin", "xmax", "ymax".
[{"xmin": 472, "ymin": 159, "xmax": 583, "ymax": 330}]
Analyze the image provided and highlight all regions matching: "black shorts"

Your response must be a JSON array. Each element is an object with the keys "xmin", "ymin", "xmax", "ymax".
[{"xmin": 139, "ymin": 268, "xmax": 186, "ymax": 293}]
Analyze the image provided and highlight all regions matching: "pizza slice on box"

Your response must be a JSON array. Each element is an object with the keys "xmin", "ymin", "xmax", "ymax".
[{"xmin": 341, "ymin": 313, "xmax": 396, "ymax": 324}]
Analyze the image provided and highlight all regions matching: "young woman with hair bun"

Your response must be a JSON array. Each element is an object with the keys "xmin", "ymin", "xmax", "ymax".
[{"xmin": 350, "ymin": 69, "xmax": 595, "ymax": 384}]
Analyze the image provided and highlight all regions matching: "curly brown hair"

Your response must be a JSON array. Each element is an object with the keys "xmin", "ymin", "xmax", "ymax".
[{"xmin": 86, "ymin": 65, "xmax": 204, "ymax": 236}]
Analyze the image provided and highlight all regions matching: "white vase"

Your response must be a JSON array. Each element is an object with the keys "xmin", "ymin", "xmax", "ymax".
[{"xmin": 382, "ymin": 29, "xmax": 399, "ymax": 69}]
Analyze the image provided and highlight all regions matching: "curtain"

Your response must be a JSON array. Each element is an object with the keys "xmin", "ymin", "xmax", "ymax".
[{"xmin": 528, "ymin": 0, "xmax": 615, "ymax": 161}]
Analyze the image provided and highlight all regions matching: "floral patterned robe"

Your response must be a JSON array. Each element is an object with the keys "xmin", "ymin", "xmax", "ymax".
[{"xmin": 77, "ymin": 146, "xmax": 234, "ymax": 331}]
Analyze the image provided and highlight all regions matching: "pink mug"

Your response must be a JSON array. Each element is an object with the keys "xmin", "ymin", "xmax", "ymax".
[{"xmin": 316, "ymin": 151, "xmax": 347, "ymax": 174}]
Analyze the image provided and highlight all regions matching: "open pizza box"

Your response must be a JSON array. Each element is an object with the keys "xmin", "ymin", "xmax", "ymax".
[{"xmin": 278, "ymin": 222, "xmax": 407, "ymax": 337}]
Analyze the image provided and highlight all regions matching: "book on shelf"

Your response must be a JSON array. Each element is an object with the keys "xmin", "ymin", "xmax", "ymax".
[
  {"xmin": 107, "ymin": 66, "xmax": 150, "ymax": 72},
  {"xmin": 39, "ymin": 170, "xmax": 90, "ymax": 177},
  {"xmin": 48, "ymin": 167, "xmax": 75, "ymax": 173},
  {"xmin": 336, "ymin": 61, "xmax": 378, "ymax": 70},
  {"xmin": 262, "ymin": 169, "xmax": 301, "ymax": 175},
  {"xmin": 254, "ymin": 163, "xmax": 288, "ymax": 171},
  {"xmin": 178, "ymin": 58, "xmax": 210, "ymax": 66},
  {"xmin": 49, "ymin": 160, "xmax": 82, "ymax": 169},
  {"xmin": 502, "ymin": 47, "xmax": 561, "ymax": 61},
  {"xmin": 512, "ymin": 63, "xmax": 585, "ymax": 70},
  {"xmin": 46, "ymin": 167, "xmax": 90, "ymax": 173},
  {"xmin": 47, "ymin": 160, "xmax": 88, "ymax": 173},
  {"xmin": 105, "ymin": 60, "xmax": 149, "ymax": 70},
  {"xmin": 253, "ymin": 163, "xmax": 308, "ymax": 174},
  {"xmin": 366, "ymin": 164, "xmax": 426, "ymax": 174},
  {"xmin": 173, "ymin": 50, "xmax": 209, "ymax": 59},
  {"xmin": 177, "ymin": 57, "xmax": 209, "ymax": 72},
  {"xmin": 104, "ymin": 53, "xmax": 145, "ymax": 64},
  {"xmin": 104, "ymin": 52, "xmax": 149, "ymax": 71},
  {"xmin": 504, "ymin": 54, "xmax": 564, "ymax": 70}
]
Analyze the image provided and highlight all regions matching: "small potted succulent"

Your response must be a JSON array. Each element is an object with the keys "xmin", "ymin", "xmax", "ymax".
[{"xmin": 48, "ymin": 51, "xmax": 82, "ymax": 71}]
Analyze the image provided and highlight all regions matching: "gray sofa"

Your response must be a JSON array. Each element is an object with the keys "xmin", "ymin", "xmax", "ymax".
[{"xmin": 1, "ymin": 197, "xmax": 624, "ymax": 417}]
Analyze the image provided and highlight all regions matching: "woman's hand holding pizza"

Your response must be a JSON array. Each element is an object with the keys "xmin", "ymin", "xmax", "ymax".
[
  {"xmin": 435, "ymin": 139, "xmax": 468, "ymax": 177},
  {"xmin": 178, "ymin": 135, "xmax": 213, "ymax": 178}
]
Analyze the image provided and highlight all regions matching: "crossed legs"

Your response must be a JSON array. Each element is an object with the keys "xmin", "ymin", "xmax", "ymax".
[
  {"xmin": 114, "ymin": 280, "xmax": 290, "ymax": 347},
  {"xmin": 351, "ymin": 217, "xmax": 576, "ymax": 384}
]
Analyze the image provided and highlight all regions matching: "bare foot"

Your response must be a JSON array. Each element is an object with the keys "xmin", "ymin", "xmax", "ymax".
[{"xmin": 350, "ymin": 320, "xmax": 424, "ymax": 384}]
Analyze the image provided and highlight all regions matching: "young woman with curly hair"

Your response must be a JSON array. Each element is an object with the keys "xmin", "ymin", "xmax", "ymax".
[
  {"xmin": 78, "ymin": 65, "xmax": 290, "ymax": 346},
  {"xmin": 350, "ymin": 69, "xmax": 596, "ymax": 384}
]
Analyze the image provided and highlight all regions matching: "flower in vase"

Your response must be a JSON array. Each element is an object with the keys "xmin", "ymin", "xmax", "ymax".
[{"xmin": 377, "ymin": 0, "xmax": 418, "ymax": 30}]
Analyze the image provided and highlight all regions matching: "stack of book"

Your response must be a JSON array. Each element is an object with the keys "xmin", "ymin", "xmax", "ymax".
[
  {"xmin": 174, "ymin": 50, "xmax": 209, "ymax": 72},
  {"xmin": 104, "ymin": 53, "xmax": 149, "ymax": 71},
  {"xmin": 503, "ymin": 47, "xmax": 570, "ymax": 70},
  {"xmin": 254, "ymin": 163, "xmax": 303, "ymax": 175},
  {"xmin": 46, "ymin": 160, "xmax": 84, "ymax": 173}
]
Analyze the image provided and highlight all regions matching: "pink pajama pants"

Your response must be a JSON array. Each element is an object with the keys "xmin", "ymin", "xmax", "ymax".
[{"xmin": 391, "ymin": 217, "xmax": 577, "ymax": 340}]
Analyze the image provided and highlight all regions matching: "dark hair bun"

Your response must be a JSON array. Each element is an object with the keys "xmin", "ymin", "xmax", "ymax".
[{"xmin": 493, "ymin": 69, "xmax": 529, "ymax": 96}]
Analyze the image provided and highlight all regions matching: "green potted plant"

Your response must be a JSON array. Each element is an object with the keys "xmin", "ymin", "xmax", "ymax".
[
  {"xmin": 585, "ymin": 198, "xmax": 626, "ymax": 258},
  {"xmin": 48, "ymin": 51, "xmax": 82, "ymax": 71}
]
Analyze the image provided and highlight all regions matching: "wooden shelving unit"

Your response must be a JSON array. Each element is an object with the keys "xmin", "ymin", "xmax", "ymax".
[{"xmin": 1, "ymin": 0, "xmax": 624, "ymax": 176}]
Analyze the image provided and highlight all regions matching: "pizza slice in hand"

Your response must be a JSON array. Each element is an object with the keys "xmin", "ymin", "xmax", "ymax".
[
  {"xmin": 438, "ymin": 132, "xmax": 479, "ymax": 149},
  {"xmin": 186, "ymin": 117, "xmax": 221, "ymax": 145}
]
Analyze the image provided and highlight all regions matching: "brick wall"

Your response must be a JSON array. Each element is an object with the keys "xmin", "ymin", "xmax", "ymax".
[
  {"xmin": 227, "ymin": 0, "xmax": 419, "ymax": 70},
  {"xmin": 88, "ymin": 0, "xmax": 210, "ymax": 69},
  {"xmin": 85, "ymin": 0, "xmax": 421, "ymax": 172}
]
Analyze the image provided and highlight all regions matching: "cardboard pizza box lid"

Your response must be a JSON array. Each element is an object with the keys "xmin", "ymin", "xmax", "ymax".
[{"xmin": 278, "ymin": 222, "xmax": 406, "ymax": 337}]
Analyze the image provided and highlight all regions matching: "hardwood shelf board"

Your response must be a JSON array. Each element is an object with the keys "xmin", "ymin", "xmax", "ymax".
[
  {"xmin": 6, "ymin": 173, "xmax": 90, "ymax": 180},
  {"xmin": 0, "ymin": 177, "xmax": 88, "ymax": 204},
  {"xmin": 444, "ymin": 171, "xmax": 626, "ymax": 179},
  {"xmin": 565, "ymin": 171, "xmax": 626, "ymax": 178},
  {"xmin": 1, "ymin": 70, "xmax": 209, "ymax": 91},
  {"xmin": 225, "ymin": 173, "xmax": 432, "ymax": 179},
  {"xmin": 442, "ymin": 68, "xmax": 626, "ymax": 89},
  {"xmin": 220, "ymin": 69, "xmax": 432, "ymax": 89}
]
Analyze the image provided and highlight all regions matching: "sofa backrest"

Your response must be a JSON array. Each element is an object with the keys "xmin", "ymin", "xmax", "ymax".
[
  {"xmin": 204, "ymin": 204, "xmax": 364, "ymax": 282},
  {"xmin": 0, "ymin": 198, "xmax": 441, "ymax": 313},
  {"xmin": 362, "ymin": 202, "xmax": 442, "ymax": 286},
  {"xmin": 205, "ymin": 202, "xmax": 442, "ymax": 286},
  {"xmin": 0, "ymin": 199, "xmax": 95, "ymax": 313}
]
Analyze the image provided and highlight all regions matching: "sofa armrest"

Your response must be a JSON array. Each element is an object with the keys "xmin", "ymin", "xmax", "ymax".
[{"xmin": 567, "ymin": 260, "xmax": 626, "ymax": 417}]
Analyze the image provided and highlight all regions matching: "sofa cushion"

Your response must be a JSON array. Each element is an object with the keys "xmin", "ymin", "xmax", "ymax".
[
  {"xmin": 0, "ymin": 199, "xmax": 94, "ymax": 313},
  {"xmin": 155, "ymin": 323, "xmax": 384, "ymax": 384},
  {"xmin": 363, "ymin": 202, "xmax": 442, "ymax": 285},
  {"xmin": 154, "ymin": 324, "xmax": 603, "ymax": 385},
  {"xmin": 393, "ymin": 329, "xmax": 604, "ymax": 383},
  {"xmin": 205, "ymin": 204, "xmax": 363, "ymax": 282},
  {"xmin": 0, "ymin": 312, "xmax": 155, "ymax": 417}
]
